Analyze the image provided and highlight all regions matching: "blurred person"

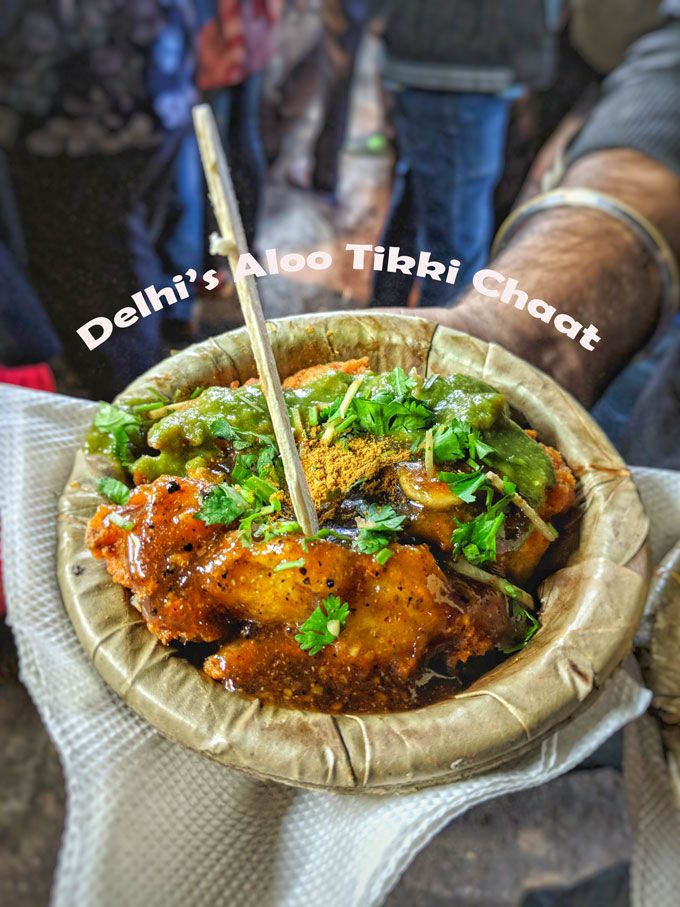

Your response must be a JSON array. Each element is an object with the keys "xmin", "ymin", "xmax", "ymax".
[
  {"xmin": 371, "ymin": 0, "xmax": 564, "ymax": 309},
  {"xmin": 195, "ymin": 0, "xmax": 284, "ymax": 251},
  {"xmin": 286, "ymin": 0, "xmax": 374, "ymax": 202},
  {"xmin": 413, "ymin": 0, "xmax": 680, "ymax": 469},
  {"xmin": 261, "ymin": 0, "xmax": 325, "ymax": 164},
  {"xmin": 157, "ymin": 0, "xmax": 284, "ymax": 340},
  {"xmin": 0, "ymin": 0, "xmax": 197, "ymax": 400},
  {"xmin": 0, "ymin": 149, "xmax": 60, "ymax": 373}
]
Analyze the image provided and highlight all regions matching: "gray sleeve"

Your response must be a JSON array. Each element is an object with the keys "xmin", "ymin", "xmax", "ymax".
[{"xmin": 567, "ymin": 9, "xmax": 680, "ymax": 178}]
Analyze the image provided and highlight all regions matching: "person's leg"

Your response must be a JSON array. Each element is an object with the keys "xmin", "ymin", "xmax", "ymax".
[
  {"xmin": 312, "ymin": 0, "xmax": 371, "ymax": 196},
  {"xmin": 394, "ymin": 90, "xmax": 510, "ymax": 308},
  {"xmin": 158, "ymin": 129, "xmax": 204, "ymax": 329},
  {"xmin": 226, "ymin": 73, "xmax": 267, "ymax": 250},
  {"xmin": 444, "ymin": 93, "xmax": 511, "ymax": 297},
  {"xmin": 371, "ymin": 156, "xmax": 419, "ymax": 307}
]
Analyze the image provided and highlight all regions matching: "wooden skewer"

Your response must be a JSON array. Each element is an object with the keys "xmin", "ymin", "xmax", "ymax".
[{"xmin": 193, "ymin": 104, "xmax": 319, "ymax": 535}]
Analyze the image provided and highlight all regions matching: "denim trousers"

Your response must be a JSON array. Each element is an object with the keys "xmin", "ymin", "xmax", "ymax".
[{"xmin": 373, "ymin": 89, "xmax": 511, "ymax": 308}]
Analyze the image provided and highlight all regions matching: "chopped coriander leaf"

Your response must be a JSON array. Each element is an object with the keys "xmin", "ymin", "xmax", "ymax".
[
  {"xmin": 194, "ymin": 484, "xmax": 249, "ymax": 526},
  {"xmin": 433, "ymin": 420, "xmax": 495, "ymax": 466},
  {"xmin": 387, "ymin": 366, "xmax": 418, "ymax": 402},
  {"xmin": 238, "ymin": 501, "xmax": 280, "ymax": 545},
  {"xmin": 432, "ymin": 422, "xmax": 465, "ymax": 461},
  {"xmin": 438, "ymin": 469, "xmax": 488, "ymax": 503},
  {"xmin": 355, "ymin": 504, "xmax": 405, "ymax": 557},
  {"xmin": 109, "ymin": 512, "xmax": 135, "ymax": 531},
  {"xmin": 256, "ymin": 446, "xmax": 278, "ymax": 476},
  {"xmin": 502, "ymin": 603, "xmax": 541, "ymax": 653},
  {"xmin": 273, "ymin": 558, "xmax": 306, "ymax": 572},
  {"xmin": 353, "ymin": 397, "xmax": 434, "ymax": 435},
  {"xmin": 295, "ymin": 594, "xmax": 350, "ymax": 656},
  {"xmin": 375, "ymin": 548, "xmax": 393, "ymax": 565},
  {"xmin": 451, "ymin": 497, "xmax": 510, "ymax": 565},
  {"xmin": 356, "ymin": 529, "xmax": 394, "ymax": 554},
  {"xmin": 471, "ymin": 435, "xmax": 495, "ymax": 461},
  {"xmin": 231, "ymin": 452, "xmax": 258, "ymax": 485},
  {"xmin": 499, "ymin": 578, "xmax": 527, "ymax": 600},
  {"xmin": 241, "ymin": 474, "xmax": 279, "ymax": 506},
  {"xmin": 210, "ymin": 417, "xmax": 275, "ymax": 452},
  {"xmin": 359, "ymin": 503, "xmax": 405, "ymax": 532},
  {"xmin": 94, "ymin": 402, "xmax": 139, "ymax": 435},
  {"xmin": 94, "ymin": 403, "xmax": 142, "ymax": 468},
  {"xmin": 97, "ymin": 476, "xmax": 131, "ymax": 505},
  {"xmin": 231, "ymin": 447, "xmax": 279, "ymax": 486}
]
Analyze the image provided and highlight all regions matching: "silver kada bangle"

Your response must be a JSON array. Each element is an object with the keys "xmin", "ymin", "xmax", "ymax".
[{"xmin": 492, "ymin": 187, "xmax": 680, "ymax": 341}]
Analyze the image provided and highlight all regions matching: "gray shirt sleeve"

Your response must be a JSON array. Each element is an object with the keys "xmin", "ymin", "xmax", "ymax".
[{"xmin": 568, "ymin": 3, "xmax": 680, "ymax": 177}]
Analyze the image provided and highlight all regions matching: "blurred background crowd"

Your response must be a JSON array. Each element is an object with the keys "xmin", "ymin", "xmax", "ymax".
[{"xmin": 2, "ymin": 0, "xmax": 669, "ymax": 401}]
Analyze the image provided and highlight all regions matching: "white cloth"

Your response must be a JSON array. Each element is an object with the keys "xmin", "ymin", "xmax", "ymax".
[{"xmin": 3, "ymin": 385, "xmax": 677, "ymax": 907}]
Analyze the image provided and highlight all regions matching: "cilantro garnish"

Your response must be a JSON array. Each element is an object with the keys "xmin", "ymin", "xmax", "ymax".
[
  {"xmin": 319, "ymin": 370, "xmax": 433, "ymax": 441},
  {"xmin": 355, "ymin": 504, "xmax": 405, "ymax": 557},
  {"xmin": 94, "ymin": 403, "xmax": 142, "ymax": 468},
  {"xmin": 210, "ymin": 417, "xmax": 275, "ymax": 453},
  {"xmin": 502, "ymin": 603, "xmax": 541, "ymax": 653},
  {"xmin": 295, "ymin": 594, "xmax": 350, "ymax": 656},
  {"xmin": 194, "ymin": 484, "xmax": 249, "ymax": 526},
  {"xmin": 235, "ymin": 476, "xmax": 282, "ymax": 544},
  {"xmin": 386, "ymin": 366, "xmax": 418, "ymax": 402},
  {"xmin": 97, "ymin": 476, "xmax": 131, "ymax": 506},
  {"xmin": 451, "ymin": 496, "xmax": 510, "ymax": 565},
  {"xmin": 240, "ymin": 474, "xmax": 279, "ymax": 507},
  {"xmin": 353, "ymin": 397, "xmax": 433, "ymax": 436},
  {"xmin": 433, "ymin": 420, "xmax": 495, "ymax": 466},
  {"xmin": 231, "ymin": 452, "xmax": 258, "ymax": 485},
  {"xmin": 437, "ymin": 469, "xmax": 489, "ymax": 504}
]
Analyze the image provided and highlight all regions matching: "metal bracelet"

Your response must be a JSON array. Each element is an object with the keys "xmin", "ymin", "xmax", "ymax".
[{"xmin": 492, "ymin": 188, "xmax": 680, "ymax": 340}]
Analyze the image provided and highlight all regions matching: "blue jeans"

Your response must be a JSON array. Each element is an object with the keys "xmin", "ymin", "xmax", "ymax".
[
  {"xmin": 208, "ymin": 73, "xmax": 266, "ymax": 250},
  {"xmin": 372, "ymin": 90, "xmax": 511, "ymax": 308},
  {"xmin": 593, "ymin": 323, "xmax": 680, "ymax": 469},
  {"xmin": 159, "ymin": 129, "xmax": 204, "ymax": 323}
]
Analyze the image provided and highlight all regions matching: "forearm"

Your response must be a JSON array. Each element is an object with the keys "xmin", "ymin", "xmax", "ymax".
[{"xmin": 426, "ymin": 149, "xmax": 680, "ymax": 406}]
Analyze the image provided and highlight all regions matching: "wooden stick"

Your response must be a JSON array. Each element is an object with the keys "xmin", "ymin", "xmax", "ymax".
[{"xmin": 193, "ymin": 104, "xmax": 319, "ymax": 535}]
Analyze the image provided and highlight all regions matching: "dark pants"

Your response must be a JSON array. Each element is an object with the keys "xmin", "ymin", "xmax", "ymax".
[
  {"xmin": 208, "ymin": 73, "xmax": 266, "ymax": 250},
  {"xmin": 372, "ymin": 90, "xmax": 511, "ymax": 308},
  {"xmin": 0, "ymin": 151, "xmax": 61, "ymax": 365},
  {"xmin": 158, "ymin": 129, "xmax": 204, "ymax": 324},
  {"xmin": 312, "ymin": 0, "xmax": 371, "ymax": 195},
  {"xmin": 594, "ymin": 323, "xmax": 680, "ymax": 469},
  {"xmin": 8, "ymin": 142, "xmax": 179, "ymax": 399},
  {"xmin": 312, "ymin": 0, "xmax": 372, "ymax": 194}
]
